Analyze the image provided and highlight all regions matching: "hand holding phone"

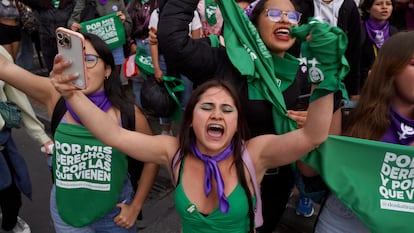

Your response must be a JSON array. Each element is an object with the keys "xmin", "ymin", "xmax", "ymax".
[{"xmin": 56, "ymin": 27, "xmax": 88, "ymax": 89}]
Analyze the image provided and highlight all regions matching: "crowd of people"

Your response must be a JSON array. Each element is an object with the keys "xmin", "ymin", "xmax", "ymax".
[{"xmin": 0, "ymin": 0, "xmax": 413, "ymax": 232}]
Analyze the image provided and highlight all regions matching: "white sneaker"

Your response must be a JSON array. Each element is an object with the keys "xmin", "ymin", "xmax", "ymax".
[{"xmin": 3, "ymin": 217, "xmax": 31, "ymax": 233}]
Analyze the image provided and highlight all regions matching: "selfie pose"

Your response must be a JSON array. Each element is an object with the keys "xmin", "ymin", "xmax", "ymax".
[{"xmin": 0, "ymin": 33, "xmax": 159, "ymax": 233}]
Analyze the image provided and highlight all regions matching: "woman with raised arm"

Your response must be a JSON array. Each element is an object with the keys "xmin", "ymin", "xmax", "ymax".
[{"xmin": 50, "ymin": 51, "xmax": 334, "ymax": 232}]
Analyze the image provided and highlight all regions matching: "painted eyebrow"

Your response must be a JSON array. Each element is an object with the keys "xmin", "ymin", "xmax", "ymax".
[{"xmin": 199, "ymin": 103, "xmax": 235, "ymax": 107}]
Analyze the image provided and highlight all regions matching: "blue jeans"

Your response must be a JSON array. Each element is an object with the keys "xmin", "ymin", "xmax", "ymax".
[
  {"xmin": 50, "ymin": 179, "xmax": 137, "ymax": 233},
  {"xmin": 131, "ymin": 39, "xmax": 151, "ymax": 108},
  {"xmin": 15, "ymin": 29, "xmax": 33, "ymax": 71},
  {"xmin": 315, "ymin": 194, "xmax": 370, "ymax": 233},
  {"xmin": 112, "ymin": 46, "xmax": 125, "ymax": 66}
]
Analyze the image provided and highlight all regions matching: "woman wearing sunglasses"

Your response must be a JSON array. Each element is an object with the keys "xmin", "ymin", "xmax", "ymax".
[{"xmin": 157, "ymin": 0, "xmax": 343, "ymax": 232}]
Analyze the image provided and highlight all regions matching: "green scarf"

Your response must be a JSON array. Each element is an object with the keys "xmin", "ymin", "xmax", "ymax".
[
  {"xmin": 303, "ymin": 135, "xmax": 414, "ymax": 233},
  {"xmin": 273, "ymin": 53, "xmax": 300, "ymax": 92},
  {"xmin": 290, "ymin": 18, "xmax": 349, "ymax": 101}
]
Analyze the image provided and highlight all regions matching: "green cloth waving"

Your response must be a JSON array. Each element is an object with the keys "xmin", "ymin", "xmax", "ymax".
[
  {"xmin": 216, "ymin": 0, "xmax": 296, "ymax": 134},
  {"xmin": 290, "ymin": 18, "xmax": 349, "ymax": 101},
  {"xmin": 303, "ymin": 135, "xmax": 414, "ymax": 233}
]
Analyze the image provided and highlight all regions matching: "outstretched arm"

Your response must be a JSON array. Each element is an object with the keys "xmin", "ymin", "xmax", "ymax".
[
  {"xmin": 0, "ymin": 47, "xmax": 61, "ymax": 119},
  {"xmin": 50, "ymin": 55, "xmax": 176, "ymax": 166},
  {"xmin": 249, "ymin": 92, "xmax": 334, "ymax": 176}
]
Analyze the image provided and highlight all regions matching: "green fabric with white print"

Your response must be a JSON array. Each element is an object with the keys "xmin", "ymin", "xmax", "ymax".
[{"xmin": 290, "ymin": 18, "xmax": 349, "ymax": 101}]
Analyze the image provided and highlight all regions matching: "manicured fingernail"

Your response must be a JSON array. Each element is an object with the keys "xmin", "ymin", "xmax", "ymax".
[
  {"xmin": 66, "ymin": 59, "xmax": 73, "ymax": 65},
  {"xmin": 73, "ymin": 72, "xmax": 79, "ymax": 77}
]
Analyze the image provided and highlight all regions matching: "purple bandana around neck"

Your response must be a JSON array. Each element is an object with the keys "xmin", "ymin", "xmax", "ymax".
[
  {"xmin": 65, "ymin": 90, "xmax": 112, "ymax": 125},
  {"xmin": 99, "ymin": 0, "xmax": 107, "ymax": 5},
  {"xmin": 364, "ymin": 18, "xmax": 390, "ymax": 49},
  {"xmin": 190, "ymin": 141, "xmax": 234, "ymax": 213},
  {"xmin": 380, "ymin": 106, "xmax": 414, "ymax": 145}
]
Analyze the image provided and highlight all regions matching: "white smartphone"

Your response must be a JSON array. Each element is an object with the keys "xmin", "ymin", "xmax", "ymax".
[{"xmin": 56, "ymin": 27, "xmax": 88, "ymax": 89}]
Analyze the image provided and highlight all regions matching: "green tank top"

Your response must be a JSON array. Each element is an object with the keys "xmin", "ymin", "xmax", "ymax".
[
  {"xmin": 53, "ymin": 123, "xmax": 128, "ymax": 227},
  {"xmin": 174, "ymin": 157, "xmax": 256, "ymax": 233}
]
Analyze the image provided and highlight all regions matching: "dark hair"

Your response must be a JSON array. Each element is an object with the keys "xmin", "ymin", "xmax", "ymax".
[
  {"xmin": 345, "ymin": 31, "xmax": 414, "ymax": 139},
  {"xmin": 176, "ymin": 79, "xmax": 254, "ymax": 232},
  {"xmin": 250, "ymin": 0, "xmax": 267, "ymax": 26},
  {"xmin": 360, "ymin": 0, "xmax": 395, "ymax": 20},
  {"xmin": 82, "ymin": 33, "xmax": 135, "ymax": 110}
]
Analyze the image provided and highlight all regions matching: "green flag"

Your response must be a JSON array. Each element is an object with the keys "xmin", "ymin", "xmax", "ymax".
[
  {"xmin": 304, "ymin": 135, "xmax": 414, "ymax": 233},
  {"xmin": 80, "ymin": 13, "xmax": 126, "ymax": 49}
]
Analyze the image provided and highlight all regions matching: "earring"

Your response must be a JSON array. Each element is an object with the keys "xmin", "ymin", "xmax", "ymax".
[{"xmin": 105, "ymin": 76, "xmax": 109, "ymax": 80}]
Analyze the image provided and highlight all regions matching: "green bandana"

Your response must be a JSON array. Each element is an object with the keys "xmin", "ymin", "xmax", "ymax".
[
  {"xmin": 135, "ymin": 47, "xmax": 184, "ymax": 120},
  {"xmin": 303, "ymin": 135, "xmax": 414, "ymax": 233},
  {"xmin": 205, "ymin": 0, "xmax": 218, "ymax": 26},
  {"xmin": 290, "ymin": 18, "xmax": 349, "ymax": 101},
  {"xmin": 273, "ymin": 53, "xmax": 300, "ymax": 92},
  {"xmin": 54, "ymin": 123, "xmax": 128, "ymax": 227}
]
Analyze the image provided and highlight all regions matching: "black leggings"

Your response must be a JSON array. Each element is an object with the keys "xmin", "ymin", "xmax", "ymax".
[
  {"xmin": 256, "ymin": 165, "xmax": 295, "ymax": 233},
  {"xmin": 0, "ymin": 183, "xmax": 21, "ymax": 231}
]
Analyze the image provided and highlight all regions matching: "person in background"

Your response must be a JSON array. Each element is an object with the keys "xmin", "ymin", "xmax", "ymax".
[
  {"xmin": 0, "ymin": 33, "xmax": 159, "ymax": 233},
  {"xmin": 360, "ymin": 0, "xmax": 398, "ymax": 89},
  {"xmin": 125, "ymin": 0, "xmax": 157, "ymax": 108},
  {"xmin": 0, "ymin": 0, "xmax": 21, "ymax": 60},
  {"xmin": 21, "ymin": 0, "xmax": 75, "ymax": 72},
  {"xmin": 197, "ymin": 0, "xmax": 223, "ymax": 37},
  {"xmin": 390, "ymin": 0, "xmax": 414, "ymax": 31},
  {"xmin": 0, "ymin": 45, "xmax": 53, "ymax": 233},
  {"xmin": 68, "ymin": 0, "xmax": 132, "ymax": 75},
  {"xmin": 148, "ymin": 0, "xmax": 201, "ymax": 135},
  {"xmin": 316, "ymin": 30, "xmax": 414, "ymax": 233}
]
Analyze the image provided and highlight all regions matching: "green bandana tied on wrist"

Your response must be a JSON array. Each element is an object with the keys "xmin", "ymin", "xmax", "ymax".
[{"xmin": 290, "ymin": 17, "xmax": 349, "ymax": 102}]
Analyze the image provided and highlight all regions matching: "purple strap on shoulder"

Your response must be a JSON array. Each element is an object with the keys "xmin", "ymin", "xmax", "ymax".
[{"xmin": 242, "ymin": 147, "xmax": 263, "ymax": 227}]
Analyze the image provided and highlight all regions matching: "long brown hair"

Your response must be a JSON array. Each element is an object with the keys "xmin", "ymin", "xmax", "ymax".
[
  {"xmin": 345, "ymin": 31, "xmax": 414, "ymax": 140},
  {"xmin": 176, "ymin": 79, "xmax": 255, "ymax": 232}
]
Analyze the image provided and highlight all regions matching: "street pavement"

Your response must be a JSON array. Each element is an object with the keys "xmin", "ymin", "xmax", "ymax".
[{"xmin": 10, "ymin": 52, "xmax": 320, "ymax": 233}]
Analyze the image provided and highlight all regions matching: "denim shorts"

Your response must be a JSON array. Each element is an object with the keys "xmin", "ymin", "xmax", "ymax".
[{"xmin": 50, "ymin": 178, "xmax": 137, "ymax": 233}]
